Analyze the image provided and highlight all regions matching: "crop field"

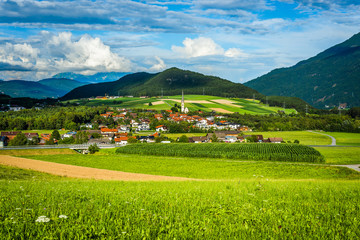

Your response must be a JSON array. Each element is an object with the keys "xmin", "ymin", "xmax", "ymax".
[
  {"xmin": 115, "ymin": 143, "xmax": 325, "ymax": 163},
  {"xmin": 69, "ymin": 95, "xmax": 296, "ymax": 115},
  {"xmin": 1, "ymin": 147, "xmax": 360, "ymax": 239}
]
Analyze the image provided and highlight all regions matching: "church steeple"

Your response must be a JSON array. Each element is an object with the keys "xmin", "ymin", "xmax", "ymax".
[{"xmin": 181, "ymin": 90, "xmax": 185, "ymax": 112}]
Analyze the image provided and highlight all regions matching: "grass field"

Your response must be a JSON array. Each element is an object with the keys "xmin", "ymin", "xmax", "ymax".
[
  {"xmin": 249, "ymin": 131, "xmax": 332, "ymax": 145},
  {"xmin": 322, "ymin": 132, "xmax": 360, "ymax": 146},
  {"xmin": 69, "ymin": 95, "xmax": 297, "ymax": 115},
  {"xmin": 316, "ymin": 147, "xmax": 360, "ymax": 165},
  {"xmin": 1, "ymin": 148, "xmax": 360, "ymax": 239}
]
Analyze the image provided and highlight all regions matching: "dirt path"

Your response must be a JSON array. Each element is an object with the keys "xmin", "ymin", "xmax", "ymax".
[
  {"xmin": 308, "ymin": 131, "xmax": 336, "ymax": 146},
  {"xmin": 0, "ymin": 155, "xmax": 196, "ymax": 181}
]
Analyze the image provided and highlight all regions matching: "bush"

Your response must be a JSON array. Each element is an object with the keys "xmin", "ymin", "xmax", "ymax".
[{"xmin": 88, "ymin": 144, "xmax": 100, "ymax": 154}]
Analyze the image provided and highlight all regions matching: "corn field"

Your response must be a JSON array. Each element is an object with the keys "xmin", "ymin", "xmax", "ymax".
[{"xmin": 116, "ymin": 143, "xmax": 325, "ymax": 163}]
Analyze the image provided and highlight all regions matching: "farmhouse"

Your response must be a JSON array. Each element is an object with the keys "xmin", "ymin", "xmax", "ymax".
[
  {"xmin": 1, "ymin": 131, "xmax": 20, "ymax": 141},
  {"xmin": 267, "ymin": 137, "xmax": 283, "ymax": 143},
  {"xmin": 156, "ymin": 125, "xmax": 168, "ymax": 132},
  {"xmin": 188, "ymin": 136, "xmax": 208, "ymax": 143}
]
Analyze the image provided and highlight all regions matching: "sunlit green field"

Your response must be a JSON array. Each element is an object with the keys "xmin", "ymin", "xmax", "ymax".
[
  {"xmin": 249, "ymin": 131, "xmax": 332, "ymax": 145},
  {"xmin": 322, "ymin": 132, "xmax": 360, "ymax": 146},
  {"xmin": 316, "ymin": 147, "xmax": 360, "ymax": 165},
  {"xmin": 68, "ymin": 95, "xmax": 296, "ymax": 115},
  {"xmin": 1, "ymin": 148, "xmax": 360, "ymax": 239}
]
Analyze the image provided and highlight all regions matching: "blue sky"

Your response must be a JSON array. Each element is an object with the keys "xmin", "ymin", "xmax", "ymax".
[{"xmin": 0, "ymin": 0, "xmax": 359, "ymax": 83}]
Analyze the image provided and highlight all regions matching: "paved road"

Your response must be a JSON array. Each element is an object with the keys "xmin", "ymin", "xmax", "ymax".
[
  {"xmin": 308, "ymin": 131, "xmax": 336, "ymax": 146},
  {"xmin": 335, "ymin": 164, "xmax": 360, "ymax": 172}
]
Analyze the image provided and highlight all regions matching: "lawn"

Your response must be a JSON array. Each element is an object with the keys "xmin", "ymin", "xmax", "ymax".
[{"xmin": 250, "ymin": 131, "xmax": 332, "ymax": 145}]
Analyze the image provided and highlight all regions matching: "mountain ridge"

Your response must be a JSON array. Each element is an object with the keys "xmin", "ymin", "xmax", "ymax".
[{"xmin": 244, "ymin": 32, "xmax": 360, "ymax": 108}]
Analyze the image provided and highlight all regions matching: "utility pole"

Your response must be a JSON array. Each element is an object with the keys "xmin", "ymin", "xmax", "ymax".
[
  {"xmin": 305, "ymin": 104, "xmax": 308, "ymax": 114},
  {"xmin": 266, "ymin": 96, "xmax": 268, "ymax": 106},
  {"xmin": 253, "ymin": 94, "xmax": 255, "ymax": 102},
  {"xmin": 283, "ymin": 101, "xmax": 285, "ymax": 109},
  {"xmin": 203, "ymin": 88, "xmax": 205, "ymax": 95}
]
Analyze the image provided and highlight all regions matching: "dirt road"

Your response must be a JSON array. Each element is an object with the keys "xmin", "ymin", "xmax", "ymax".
[{"xmin": 0, "ymin": 155, "xmax": 195, "ymax": 181}]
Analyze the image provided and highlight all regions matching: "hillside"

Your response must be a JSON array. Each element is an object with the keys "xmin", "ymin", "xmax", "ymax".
[
  {"xmin": 38, "ymin": 78, "xmax": 88, "ymax": 93},
  {"xmin": 0, "ymin": 78, "xmax": 87, "ymax": 99},
  {"xmin": 62, "ymin": 68, "xmax": 260, "ymax": 100},
  {"xmin": 0, "ymin": 80, "xmax": 61, "ymax": 99},
  {"xmin": 244, "ymin": 32, "xmax": 360, "ymax": 109},
  {"xmin": 52, "ymin": 72, "xmax": 131, "ymax": 83}
]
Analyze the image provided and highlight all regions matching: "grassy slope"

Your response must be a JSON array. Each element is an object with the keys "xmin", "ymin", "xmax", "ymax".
[{"xmin": 316, "ymin": 147, "xmax": 360, "ymax": 165}]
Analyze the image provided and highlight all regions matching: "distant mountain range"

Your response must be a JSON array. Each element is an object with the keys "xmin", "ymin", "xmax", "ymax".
[
  {"xmin": 62, "ymin": 67, "xmax": 260, "ymax": 100},
  {"xmin": 245, "ymin": 32, "xmax": 360, "ymax": 109},
  {"xmin": 52, "ymin": 72, "xmax": 131, "ymax": 83},
  {"xmin": 0, "ymin": 78, "xmax": 87, "ymax": 99}
]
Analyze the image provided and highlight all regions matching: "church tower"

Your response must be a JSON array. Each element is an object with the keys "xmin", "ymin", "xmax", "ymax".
[{"xmin": 181, "ymin": 90, "xmax": 189, "ymax": 113}]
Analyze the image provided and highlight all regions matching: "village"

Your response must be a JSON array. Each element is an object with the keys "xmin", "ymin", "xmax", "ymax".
[{"xmin": 0, "ymin": 106, "xmax": 286, "ymax": 147}]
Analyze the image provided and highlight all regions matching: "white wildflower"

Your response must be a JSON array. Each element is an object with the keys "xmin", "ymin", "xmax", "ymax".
[
  {"xmin": 15, "ymin": 208, "xmax": 21, "ymax": 210},
  {"xmin": 35, "ymin": 216, "xmax": 50, "ymax": 223},
  {"xmin": 59, "ymin": 215, "xmax": 68, "ymax": 219}
]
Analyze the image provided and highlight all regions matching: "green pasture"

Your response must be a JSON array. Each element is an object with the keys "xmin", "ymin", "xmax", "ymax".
[
  {"xmin": 1, "ymin": 176, "xmax": 359, "ymax": 239},
  {"xmin": 322, "ymin": 132, "xmax": 360, "ymax": 146},
  {"xmin": 1, "ymin": 147, "xmax": 360, "ymax": 239},
  {"xmin": 26, "ymin": 150, "xmax": 358, "ymax": 180},
  {"xmin": 251, "ymin": 131, "xmax": 332, "ymax": 145},
  {"xmin": 316, "ymin": 147, "xmax": 360, "ymax": 165}
]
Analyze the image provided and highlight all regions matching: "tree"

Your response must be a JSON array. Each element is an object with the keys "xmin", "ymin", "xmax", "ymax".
[
  {"xmin": 28, "ymin": 136, "xmax": 39, "ymax": 145},
  {"xmin": 45, "ymin": 137, "xmax": 55, "ymax": 145},
  {"xmin": 178, "ymin": 135, "xmax": 189, "ymax": 143},
  {"xmin": 88, "ymin": 144, "xmax": 100, "ymax": 154},
  {"xmin": 171, "ymin": 107, "xmax": 179, "ymax": 112},
  {"xmin": 148, "ymin": 102, "xmax": 153, "ymax": 106},
  {"xmin": 294, "ymin": 139, "xmax": 300, "ymax": 144},
  {"xmin": 127, "ymin": 137, "xmax": 138, "ymax": 144},
  {"xmin": 211, "ymin": 134, "xmax": 218, "ymax": 143},
  {"xmin": 52, "ymin": 129, "xmax": 61, "ymax": 140},
  {"xmin": 9, "ymin": 132, "xmax": 28, "ymax": 146}
]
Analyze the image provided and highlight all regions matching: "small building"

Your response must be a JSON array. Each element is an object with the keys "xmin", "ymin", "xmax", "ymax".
[
  {"xmin": 156, "ymin": 125, "xmax": 168, "ymax": 132},
  {"xmin": 268, "ymin": 137, "xmax": 283, "ymax": 143}
]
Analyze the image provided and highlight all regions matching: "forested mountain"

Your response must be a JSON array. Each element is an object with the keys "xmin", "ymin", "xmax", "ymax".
[
  {"xmin": 62, "ymin": 68, "xmax": 260, "ymax": 99},
  {"xmin": 0, "ymin": 78, "xmax": 87, "ymax": 99},
  {"xmin": 244, "ymin": 32, "xmax": 360, "ymax": 109},
  {"xmin": 52, "ymin": 72, "xmax": 131, "ymax": 83}
]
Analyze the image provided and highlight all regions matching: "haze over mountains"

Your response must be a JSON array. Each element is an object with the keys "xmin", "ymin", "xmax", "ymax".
[
  {"xmin": 245, "ymin": 32, "xmax": 360, "ymax": 109},
  {"xmin": 52, "ymin": 72, "xmax": 131, "ymax": 83}
]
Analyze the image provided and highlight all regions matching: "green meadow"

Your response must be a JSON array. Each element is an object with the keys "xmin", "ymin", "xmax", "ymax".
[
  {"xmin": 1, "ymin": 146, "xmax": 360, "ymax": 239},
  {"xmin": 69, "ymin": 95, "xmax": 297, "ymax": 115}
]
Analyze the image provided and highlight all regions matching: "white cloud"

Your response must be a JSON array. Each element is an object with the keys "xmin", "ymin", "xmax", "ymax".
[
  {"xmin": 224, "ymin": 48, "xmax": 249, "ymax": 58},
  {"xmin": 172, "ymin": 37, "xmax": 248, "ymax": 59},
  {"xmin": 41, "ymin": 32, "xmax": 132, "ymax": 74},
  {"xmin": 149, "ymin": 56, "xmax": 166, "ymax": 72},
  {"xmin": 0, "ymin": 42, "xmax": 38, "ymax": 70}
]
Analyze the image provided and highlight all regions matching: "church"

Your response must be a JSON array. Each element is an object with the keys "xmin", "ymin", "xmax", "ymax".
[{"xmin": 181, "ymin": 90, "xmax": 189, "ymax": 114}]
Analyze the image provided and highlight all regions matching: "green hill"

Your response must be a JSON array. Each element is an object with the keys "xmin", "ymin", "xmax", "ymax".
[
  {"xmin": 62, "ymin": 68, "xmax": 260, "ymax": 100},
  {"xmin": 244, "ymin": 32, "xmax": 360, "ymax": 109}
]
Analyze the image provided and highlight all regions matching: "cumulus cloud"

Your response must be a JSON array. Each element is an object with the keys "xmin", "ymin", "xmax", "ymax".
[
  {"xmin": 41, "ymin": 32, "xmax": 132, "ymax": 74},
  {"xmin": 172, "ymin": 37, "xmax": 247, "ymax": 59},
  {"xmin": 148, "ymin": 56, "xmax": 167, "ymax": 72},
  {"xmin": 0, "ymin": 31, "xmax": 134, "ymax": 79}
]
